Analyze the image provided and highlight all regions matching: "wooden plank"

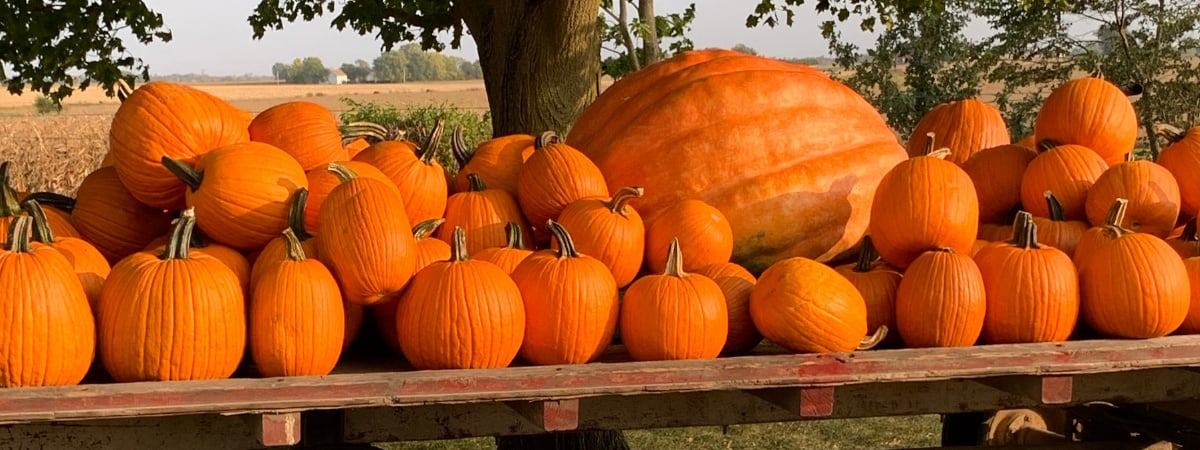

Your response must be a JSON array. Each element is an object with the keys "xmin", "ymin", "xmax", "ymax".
[
  {"xmin": 980, "ymin": 375, "xmax": 1073, "ymax": 404},
  {"xmin": 0, "ymin": 414, "xmax": 266, "ymax": 450},
  {"xmin": 3, "ymin": 336, "xmax": 1200, "ymax": 424},
  {"xmin": 506, "ymin": 399, "xmax": 580, "ymax": 432},
  {"xmin": 257, "ymin": 412, "xmax": 300, "ymax": 447}
]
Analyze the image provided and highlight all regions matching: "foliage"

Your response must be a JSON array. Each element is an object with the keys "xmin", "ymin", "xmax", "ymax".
[
  {"xmin": 274, "ymin": 57, "xmax": 330, "ymax": 84},
  {"xmin": 732, "ymin": 44, "xmax": 759, "ymax": 55},
  {"xmin": 745, "ymin": 0, "xmax": 929, "ymax": 31},
  {"xmin": 340, "ymin": 61, "xmax": 372, "ymax": 83},
  {"xmin": 368, "ymin": 44, "xmax": 481, "ymax": 82},
  {"xmin": 598, "ymin": 1, "xmax": 697, "ymax": 79},
  {"xmin": 250, "ymin": 1, "xmax": 462, "ymax": 52},
  {"xmin": 33, "ymin": 96, "xmax": 63, "ymax": 115},
  {"xmin": 338, "ymin": 98, "xmax": 492, "ymax": 173}
]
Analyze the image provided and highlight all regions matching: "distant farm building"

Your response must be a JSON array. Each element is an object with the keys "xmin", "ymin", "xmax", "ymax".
[{"xmin": 327, "ymin": 68, "xmax": 348, "ymax": 85}]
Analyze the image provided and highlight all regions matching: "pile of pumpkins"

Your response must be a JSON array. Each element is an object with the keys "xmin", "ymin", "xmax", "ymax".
[{"xmin": 2, "ymin": 48, "xmax": 1197, "ymax": 389}]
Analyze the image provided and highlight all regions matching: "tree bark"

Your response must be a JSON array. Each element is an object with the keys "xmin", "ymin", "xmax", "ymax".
[
  {"xmin": 639, "ymin": 0, "xmax": 660, "ymax": 65},
  {"xmin": 457, "ymin": 0, "xmax": 603, "ymax": 137}
]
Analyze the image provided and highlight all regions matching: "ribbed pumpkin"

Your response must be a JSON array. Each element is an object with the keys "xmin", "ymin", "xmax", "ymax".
[
  {"xmin": 1034, "ymin": 77, "xmax": 1138, "ymax": 166},
  {"xmin": 473, "ymin": 222, "xmax": 535, "ymax": 274},
  {"xmin": 1074, "ymin": 198, "xmax": 1128, "ymax": 269},
  {"xmin": 1033, "ymin": 191, "xmax": 1089, "ymax": 257},
  {"xmin": 977, "ymin": 223, "xmax": 1015, "ymax": 242},
  {"xmin": 963, "ymin": 144, "xmax": 1036, "ymax": 223},
  {"xmin": 372, "ymin": 218, "xmax": 452, "ymax": 355},
  {"xmin": 694, "ymin": 261, "xmax": 761, "ymax": 354},
  {"xmin": 516, "ymin": 131, "xmax": 610, "ymax": 244},
  {"xmin": 144, "ymin": 222, "xmax": 251, "ymax": 297},
  {"xmin": 906, "ymin": 99, "xmax": 1010, "ymax": 165},
  {"xmin": 511, "ymin": 220, "xmax": 619, "ymax": 365},
  {"xmin": 70, "ymin": 166, "xmax": 174, "ymax": 264},
  {"xmin": 396, "ymin": 227, "xmax": 525, "ymax": 369},
  {"xmin": 621, "ymin": 239, "xmax": 727, "ymax": 361},
  {"xmin": 0, "ymin": 163, "xmax": 80, "ymax": 248},
  {"xmin": 303, "ymin": 161, "xmax": 396, "ymax": 234},
  {"xmin": 1077, "ymin": 211, "xmax": 1188, "ymax": 338},
  {"xmin": 1168, "ymin": 218, "xmax": 1200, "ymax": 259},
  {"xmin": 751, "ymin": 255, "xmax": 867, "ymax": 353},
  {"xmin": 352, "ymin": 122, "xmax": 449, "ymax": 224},
  {"xmin": 1020, "ymin": 144, "xmax": 1108, "ymax": 220},
  {"xmin": 1177, "ymin": 254, "xmax": 1200, "ymax": 334},
  {"xmin": 317, "ymin": 163, "xmax": 418, "ymax": 306},
  {"xmin": 109, "ymin": 81, "xmax": 251, "ymax": 209},
  {"xmin": 164, "ymin": 142, "xmax": 308, "ymax": 251},
  {"xmin": 439, "ymin": 173, "xmax": 530, "ymax": 255},
  {"xmin": 24, "ymin": 200, "xmax": 110, "ymax": 314},
  {"xmin": 250, "ymin": 229, "xmax": 344, "ymax": 377},
  {"xmin": 834, "ymin": 236, "xmax": 902, "ymax": 347},
  {"xmin": 251, "ymin": 188, "xmax": 318, "ymax": 288},
  {"xmin": 453, "ymin": 133, "xmax": 535, "ymax": 195},
  {"xmin": 248, "ymin": 101, "xmax": 348, "ymax": 171},
  {"xmin": 99, "ymin": 208, "xmax": 246, "ymax": 382},
  {"xmin": 569, "ymin": 49, "xmax": 907, "ymax": 272},
  {"xmin": 869, "ymin": 141, "xmax": 979, "ymax": 268},
  {"xmin": 644, "ymin": 198, "xmax": 734, "ymax": 273},
  {"xmin": 974, "ymin": 212, "xmax": 1079, "ymax": 344},
  {"xmin": 895, "ymin": 248, "xmax": 986, "ymax": 348},
  {"xmin": 1085, "ymin": 160, "xmax": 1181, "ymax": 238},
  {"xmin": 344, "ymin": 137, "xmax": 371, "ymax": 160},
  {"xmin": 1157, "ymin": 125, "xmax": 1200, "ymax": 218},
  {"xmin": 0, "ymin": 216, "xmax": 94, "ymax": 387},
  {"xmin": 554, "ymin": 186, "xmax": 646, "ymax": 287}
]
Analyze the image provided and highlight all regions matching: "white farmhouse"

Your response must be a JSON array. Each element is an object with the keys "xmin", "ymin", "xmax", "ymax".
[{"xmin": 327, "ymin": 68, "xmax": 348, "ymax": 85}]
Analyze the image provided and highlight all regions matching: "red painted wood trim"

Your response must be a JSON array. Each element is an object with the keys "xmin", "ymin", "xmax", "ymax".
[
  {"xmin": 259, "ymin": 412, "xmax": 300, "ymax": 447},
  {"xmin": 543, "ymin": 399, "xmax": 580, "ymax": 431},
  {"xmin": 1042, "ymin": 375, "xmax": 1073, "ymax": 405},
  {"xmin": 800, "ymin": 387, "xmax": 835, "ymax": 417}
]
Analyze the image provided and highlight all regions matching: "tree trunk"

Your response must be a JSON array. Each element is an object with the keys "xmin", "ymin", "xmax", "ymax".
[
  {"xmin": 639, "ymin": 0, "xmax": 660, "ymax": 65},
  {"xmin": 457, "ymin": 0, "xmax": 603, "ymax": 137}
]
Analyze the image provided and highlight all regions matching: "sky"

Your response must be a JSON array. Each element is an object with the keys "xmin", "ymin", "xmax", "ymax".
[{"xmin": 125, "ymin": 1, "xmax": 884, "ymax": 76}]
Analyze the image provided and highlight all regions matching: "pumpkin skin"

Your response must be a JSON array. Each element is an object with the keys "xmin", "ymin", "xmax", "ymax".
[
  {"xmin": 907, "ymin": 99, "xmax": 1011, "ymax": 165},
  {"xmin": 554, "ymin": 186, "xmax": 646, "ymax": 287},
  {"xmin": 70, "ymin": 166, "xmax": 174, "ymax": 264},
  {"xmin": 1085, "ymin": 160, "xmax": 1180, "ymax": 237},
  {"xmin": 1033, "ymin": 192, "xmax": 1089, "ymax": 257},
  {"xmin": 317, "ymin": 164, "xmax": 418, "ymax": 306},
  {"xmin": 963, "ymin": 144, "xmax": 1036, "ymax": 223},
  {"xmin": 977, "ymin": 223, "xmax": 1014, "ymax": 242},
  {"xmin": 454, "ymin": 134, "xmax": 536, "ymax": 195},
  {"xmin": 1034, "ymin": 77, "xmax": 1138, "ymax": 165},
  {"xmin": 110, "ymin": 81, "xmax": 251, "ymax": 209},
  {"xmin": 1177, "ymin": 255, "xmax": 1200, "ymax": 334},
  {"xmin": 0, "ymin": 216, "xmax": 95, "ymax": 387},
  {"xmin": 1157, "ymin": 126, "xmax": 1200, "ymax": 218},
  {"xmin": 0, "ymin": 163, "xmax": 80, "ymax": 248},
  {"xmin": 396, "ymin": 227, "xmax": 525, "ymax": 370},
  {"xmin": 1074, "ymin": 198, "xmax": 1129, "ymax": 269},
  {"xmin": 473, "ymin": 222, "xmax": 535, "ymax": 275},
  {"xmin": 1167, "ymin": 218, "xmax": 1200, "ymax": 259},
  {"xmin": 834, "ymin": 236, "xmax": 902, "ymax": 348},
  {"xmin": 250, "ymin": 229, "xmax": 345, "ymax": 377},
  {"xmin": 99, "ymin": 208, "xmax": 246, "ymax": 382},
  {"xmin": 895, "ymin": 249, "xmax": 986, "ymax": 348},
  {"xmin": 145, "ymin": 222, "xmax": 251, "ymax": 297},
  {"xmin": 621, "ymin": 239, "xmax": 728, "ymax": 361},
  {"xmin": 249, "ymin": 101, "xmax": 349, "ymax": 171},
  {"xmin": 694, "ymin": 261, "xmax": 761, "ymax": 354},
  {"xmin": 165, "ymin": 142, "xmax": 308, "ymax": 251},
  {"xmin": 517, "ymin": 131, "xmax": 610, "ymax": 244},
  {"xmin": 352, "ymin": 123, "xmax": 449, "ymax": 224},
  {"xmin": 1078, "ymin": 220, "xmax": 1188, "ymax": 339},
  {"xmin": 569, "ymin": 49, "xmax": 907, "ymax": 272},
  {"xmin": 303, "ymin": 161, "xmax": 396, "ymax": 234},
  {"xmin": 24, "ymin": 200, "xmax": 110, "ymax": 315},
  {"xmin": 644, "ymin": 199, "xmax": 734, "ymax": 273},
  {"xmin": 251, "ymin": 188, "xmax": 319, "ymax": 288},
  {"xmin": 974, "ymin": 212, "xmax": 1079, "ymax": 344},
  {"xmin": 511, "ymin": 220, "xmax": 619, "ymax": 365},
  {"xmin": 869, "ymin": 147, "xmax": 979, "ymax": 268},
  {"xmin": 1020, "ymin": 144, "xmax": 1108, "ymax": 220},
  {"xmin": 439, "ymin": 174, "xmax": 531, "ymax": 255},
  {"xmin": 752, "ymin": 256, "xmax": 867, "ymax": 353},
  {"xmin": 372, "ymin": 218, "xmax": 452, "ymax": 355},
  {"xmin": 344, "ymin": 137, "xmax": 371, "ymax": 160}
]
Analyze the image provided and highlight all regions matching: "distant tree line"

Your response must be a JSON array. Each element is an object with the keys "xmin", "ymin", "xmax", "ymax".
[{"xmin": 271, "ymin": 44, "xmax": 484, "ymax": 84}]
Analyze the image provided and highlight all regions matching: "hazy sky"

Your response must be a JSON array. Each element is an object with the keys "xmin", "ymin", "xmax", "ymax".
[{"xmin": 126, "ymin": 1, "xmax": 882, "ymax": 76}]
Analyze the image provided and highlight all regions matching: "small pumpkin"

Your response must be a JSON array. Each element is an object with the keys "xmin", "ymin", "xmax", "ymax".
[
  {"xmin": 516, "ymin": 131, "xmax": 610, "ymax": 244},
  {"xmin": 473, "ymin": 222, "xmax": 535, "ymax": 275},
  {"xmin": 372, "ymin": 218, "xmax": 452, "ymax": 355},
  {"xmin": 963, "ymin": 144, "xmax": 1036, "ymax": 223},
  {"xmin": 439, "ymin": 173, "xmax": 531, "ymax": 255},
  {"xmin": 303, "ymin": 161, "xmax": 396, "ymax": 234},
  {"xmin": 644, "ymin": 198, "xmax": 734, "ymax": 273},
  {"xmin": 1032, "ymin": 191, "xmax": 1089, "ymax": 257},
  {"xmin": 249, "ymin": 101, "xmax": 349, "ymax": 171},
  {"xmin": 621, "ymin": 238, "xmax": 727, "ymax": 361},
  {"xmin": 895, "ymin": 248, "xmax": 986, "ymax": 348},
  {"xmin": 752, "ymin": 255, "xmax": 867, "ymax": 353},
  {"xmin": 1020, "ymin": 144, "xmax": 1108, "ymax": 220},
  {"xmin": 555, "ymin": 186, "xmax": 646, "ymax": 287},
  {"xmin": 1156, "ymin": 125, "xmax": 1200, "ymax": 218},
  {"xmin": 70, "ymin": 166, "xmax": 174, "ymax": 264},
  {"xmin": 834, "ymin": 236, "xmax": 902, "ymax": 348},
  {"xmin": 453, "ymin": 133, "xmax": 536, "ymax": 195},
  {"xmin": 1034, "ymin": 77, "xmax": 1138, "ymax": 166},
  {"xmin": 1084, "ymin": 159, "xmax": 1181, "ymax": 238},
  {"xmin": 906, "ymin": 98, "xmax": 1010, "ymax": 165},
  {"xmin": 694, "ymin": 261, "xmax": 761, "ymax": 354},
  {"xmin": 352, "ymin": 121, "xmax": 450, "ymax": 224},
  {"xmin": 23, "ymin": 200, "xmax": 110, "ymax": 315}
]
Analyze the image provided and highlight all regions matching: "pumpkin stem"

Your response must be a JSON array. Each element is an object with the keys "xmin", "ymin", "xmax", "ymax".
[
  {"xmin": 927, "ymin": 148, "xmax": 952, "ymax": 160},
  {"xmin": 161, "ymin": 208, "xmax": 197, "ymax": 260},
  {"xmin": 1153, "ymin": 123, "xmax": 1185, "ymax": 144},
  {"xmin": 1009, "ymin": 211, "xmax": 1040, "ymax": 249},
  {"xmin": 857, "ymin": 325, "xmax": 888, "ymax": 351},
  {"xmin": 605, "ymin": 186, "xmax": 644, "ymax": 214},
  {"xmin": 413, "ymin": 218, "xmax": 445, "ymax": 240},
  {"xmin": 1120, "ymin": 83, "xmax": 1144, "ymax": 99},
  {"xmin": 20, "ymin": 199, "xmax": 56, "ymax": 244},
  {"xmin": 449, "ymin": 226, "xmax": 470, "ymax": 262},
  {"xmin": 450, "ymin": 125, "xmax": 471, "ymax": 167},
  {"xmin": 1182, "ymin": 217, "xmax": 1198, "ymax": 242},
  {"xmin": 328, "ymin": 162, "xmax": 360, "ymax": 183},
  {"xmin": 1044, "ymin": 191, "xmax": 1066, "ymax": 222},
  {"xmin": 922, "ymin": 132, "xmax": 936, "ymax": 156},
  {"xmin": 1103, "ymin": 198, "xmax": 1130, "ymax": 230},
  {"xmin": 23, "ymin": 192, "xmax": 75, "ymax": 213},
  {"xmin": 282, "ymin": 228, "xmax": 308, "ymax": 262},
  {"xmin": 162, "ymin": 156, "xmax": 203, "ymax": 191},
  {"xmin": 288, "ymin": 188, "xmax": 313, "ymax": 241},
  {"xmin": 0, "ymin": 162, "xmax": 22, "ymax": 217},
  {"xmin": 6, "ymin": 215, "xmax": 32, "ymax": 253},
  {"xmin": 662, "ymin": 237, "xmax": 687, "ymax": 277},
  {"xmin": 418, "ymin": 120, "xmax": 446, "ymax": 165},
  {"xmin": 853, "ymin": 235, "xmax": 880, "ymax": 272},
  {"xmin": 466, "ymin": 173, "xmax": 488, "ymax": 192},
  {"xmin": 1125, "ymin": 151, "xmax": 1136, "ymax": 162},
  {"xmin": 503, "ymin": 222, "xmax": 528, "ymax": 250},
  {"xmin": 1036, "ymin": 139, "xmax": 1060, "ymax": 152},
  {"xmin": 546, "ymin": 220, "xmax": 581, "ymax": 258},
  {"xmin": 116, "ymin": 78, "xmax": 133, "ymax": 103},
  {"xmin": 339, "ymin": 121, "xmax": 390, "ymax": 143},
  {"xmin": 535, "ymin": 131, "xmax": 561, "ymax": 149}
]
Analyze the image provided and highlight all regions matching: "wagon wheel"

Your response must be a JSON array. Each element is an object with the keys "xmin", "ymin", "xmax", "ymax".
[{"xmin": 941, "ymin": 409, "xmax": 1071, "ymax": 446}]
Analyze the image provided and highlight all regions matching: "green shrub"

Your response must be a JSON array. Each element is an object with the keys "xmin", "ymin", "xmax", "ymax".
[
  {"xmin": 338, "ymin": 98, "xmax": 492, "ymax": 174},
  {"xmin": 33, "ymin": 96, "xmax": 62, "ymax": 115}
]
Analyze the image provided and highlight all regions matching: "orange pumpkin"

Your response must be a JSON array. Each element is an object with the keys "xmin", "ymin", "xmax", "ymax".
[
  {"xmin": 1157, "ymin": 125, "xmax": 1200, "ymax": 218},
  {"xmin": 249, "ymin": 101, "xmax": 348, "ymax": 171},
  {"xmin": 555, "ymin": 186, "xmax": 646, "ymax": 287},
  {"xmin": 569, "ymin": 49, "xmax": 907, "ymax": 272},
  {"xmin": 303, "ymin": 161, "xmax": 397, "ymax": 234},
  {"xmin": 396, "ymin": 227, "xmax": 525, "ymax": 369},
  {"xmin": 24, "ymin": 200, "xmax": 110, "ymax": 315},
  {"xmin": 251, "ymin": 188, "xmax": 319, "ymax": 288},
  {"xmin": 144, "ymin": 223, "xmax": 251, "ymax": 297},
  {"xmin": 1034, "ymin": 77, "xmax": 1138, "ymax": 165},
  {"xmin": 1177, "ymin": 254, "xmax": 1200, "ymax": 334},
  {"xmin": 906, "ymin": 98, "xmax": 1010, "ymax": 165},
  {"xmin": 1085, "ymin": 160, "xmax": 1180, "ymax": 237},
  {"xmin": 473, "ymin": 222, "xmax": 535, "ymax": 275},
  {"xmin": 620, "ymin": 239, "xmax": 727, "ymax": 361},
  {"xmin": 517, "ymin": 131, "xmax": 610, "ymax": 244},
  {"xmin": 352, "ymin": 122, "xmax": 450, "ymax": 224},
  {"xmin": 977, "ymin": 223, "xmax": 1015, "ymax": 242},
  {"xmin": 344, "ymin": 137, "xmax": 371, "ymax": 160},
  {"xmin": 1167, "ymin": 217, "xmax": 1200, "ymax": 259},
  {"xmin": 1032, "ymin": 191, "xmax": 1089, "ymax": 257},
  {"xmin": 453, "ymin": 133, "xmax": 535, "ymax": 195},
  {"xmin": 1020, "ymin": 144, "xmax": 1108, "ymax": 220},
  {"xmin": 834, "ymin": 236, "xmax": 902, "ymax": 348},
  {"xmin": 644, "ymin": 198, "xmax": 734, "ymax": 273},
  {"xmin": 372, "ymin": 218, "xmax": 452, "ymax": 355},
  {"xmin": 0, "ymin": 163, "xmax": 80, "ymax": 248},
  {"xmin": 439, "ymin": 173, "xmax": 530, "ymax": 255},
  {"xmin": 751, "ymin": 256, "xmax": 867, "ymax": 353},
  {"xmin": 895, "ymin": 248, "xmax": 986, "ymax": 348},
  {"xmin": 694, "ymin": 261, "xmax": 761, "ymax": 354},
  {"xmin": 70, "ymin": 166, "xmax": 174, "ymax": 264},
  {"xmin": 963, "ymin": 144, "xmax": 1036, "ymax": 223},
  {"xmin": 1074, "ymin": 198, "xmax": 1128, "ymax": 269}
]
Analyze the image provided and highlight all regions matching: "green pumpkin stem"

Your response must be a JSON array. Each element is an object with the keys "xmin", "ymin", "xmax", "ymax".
[
  {"xmin": 413, "ymin": 218, "xmax": 445, "ymax": 240},
  {"xmin": 503, "ymin": 222, "xmax": 528, "ymax": 250},
  {"xmin": 1009, "ymin": 211, "xmax": 1040, "ymax": 249},
  {"xmin": 853, "ymin": 235, "xmax": 880, "ymax": 272},
  {"xmin": 288, "ymin": 188, "xmax": 313, "ymax": 241},
  {"xmin": 1036, "ymin": 139, "xmax": 1060, "ymax": 152},
  {"xmin": 1044, "ymin": 191, "xmax": 1067, "ymax": 221},
  {"xmin": 20, "ymin": 199, "xmax": 56, "ymax": 244},
  {"xmin": 328, "ymin": 162, "xmax": 360, "ymax": 183},
  {"xmin": 282, "ymin": 228, "xmax": 307, "ymax": 262},
  {"xmin": 24, "ymin": 192, "xmax": 75, "ymax": 213},
  {"xmin": 0, "ymin": 162, "xmax": 22, "ymax": 217},
  {"xmin": 605, "ymin": 186, "xmax": 644, "ymax": 214},
  {"xmin": 450, "ymin": 125, "xmax": 471, "ymax": 167},
  {"xmin": 162, "ymin": 156, "xmax": 203, "ymax": 191},
  {"xmin": 467, "ymin": 173, "xmax": 487, "ymax": 192},
  {"xmin": 857, "ymin": 325, "xmax": 888, "ymax": 351},
  {"xmin": 663, "ymin": 238, "xmax": 687, "ymax": 277},
  {"xmin": 6, "ymin": 216, "xmax": 32, "ymax": 253},
  {"xmin": 449, "ymin": 226, "xmax": 470, "ymax": 262},
  {"xmin": 547, "ymin": 220, "xmax": 580, "ymax": 258},
  {"xmin": 535, "ymin": 131, "xmax": 561, "ymax": 149},
  {"xmin": 419, "ymin": 120, "xmax": 446, "ymax": 165},
  {"xmin": 162, "ymin": 208, "xmax": 197, "ymax": 260}
]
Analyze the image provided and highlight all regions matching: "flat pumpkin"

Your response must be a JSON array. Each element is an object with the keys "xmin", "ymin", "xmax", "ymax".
[{"xmin": 751, "ymin": 256, "xmax": 868, "ymax": 353}]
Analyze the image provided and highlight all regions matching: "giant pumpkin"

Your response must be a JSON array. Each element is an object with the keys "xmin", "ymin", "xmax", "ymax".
[{"xmin": 568, "ymin": 49, "xmax": 907, "ymax": 272}]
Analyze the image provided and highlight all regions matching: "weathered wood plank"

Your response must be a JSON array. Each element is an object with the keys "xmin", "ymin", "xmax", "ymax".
[
  {"xmin": 0, "ymin": 415, "xmax": 266, "ymax": 450},
  {"xmin": 257, "ymin": 412, "xmax": 300, "ymax": 447}
]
